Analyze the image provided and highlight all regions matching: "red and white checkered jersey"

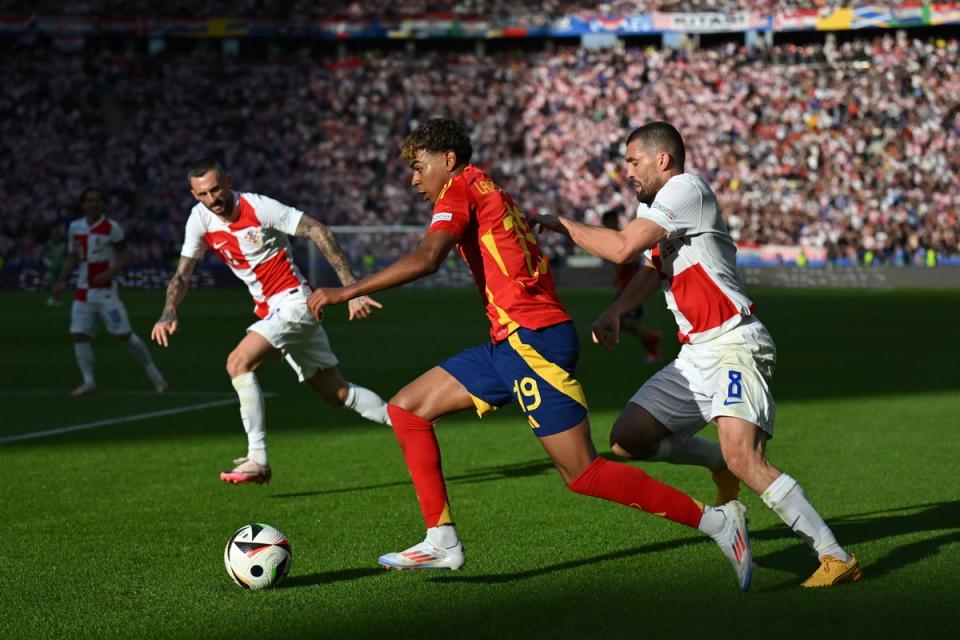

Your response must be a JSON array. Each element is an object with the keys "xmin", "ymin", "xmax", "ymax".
[
  {"xmin": 639, "ymin": 174, "xmax": 755, "ymax": 345},
  {"xmin": 68, "ymin": 216, "xmax": 125, "ymax": 302},
  {"xmin": 181, "ymin": 192, "xmax": 308, "ymax": 318}
]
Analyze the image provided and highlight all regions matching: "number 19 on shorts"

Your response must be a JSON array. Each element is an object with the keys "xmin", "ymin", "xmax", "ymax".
[{"xmin": 513, "ymin": 377, "xmax": 542, "ymax": 428}]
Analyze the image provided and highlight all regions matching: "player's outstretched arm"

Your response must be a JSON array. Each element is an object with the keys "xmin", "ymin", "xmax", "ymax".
[
  {"xmin": 151, "ymin": 256, "xmax": 197, "ymax": 347},
  {"xmin": 295, "ymin": 214, "xmax": 382, "ymax": 320},
  {"xmin": 533, "ymin": 214, "xmax": 666, "ymax": 265},
  {"xmin": 307, "ymin": 231, "xmax": 457, "ymax": 320},
  {"xmin": 592, "ymin": 264, "xmax": 661, "ymax": 350},
  {"xmin": 51, "ymin": 251, "xmax": 79, "ymax": 303}
]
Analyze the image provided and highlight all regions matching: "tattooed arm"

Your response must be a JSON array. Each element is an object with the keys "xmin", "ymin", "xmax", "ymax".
[
  {"xmin": 294, "ymin": 214, "xmax": 381, "ymax": 320},
  {"xmin": 151, "ymin": 256, "xmax": 198, "ymax": 347},
  {"xmin": 295, "ymin": 214, "xmax": 357, "ymax": 286}
]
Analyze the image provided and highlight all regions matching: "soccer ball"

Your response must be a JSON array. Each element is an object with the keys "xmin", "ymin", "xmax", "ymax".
[{"xmin": 224, "ymin": 523, "xmax": 292, "ymax": 590}]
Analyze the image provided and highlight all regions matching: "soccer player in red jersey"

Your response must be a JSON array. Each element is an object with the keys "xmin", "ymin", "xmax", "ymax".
[{"xmin": 307, "ymin": 119, "xmax": 754, "ymax": 589}]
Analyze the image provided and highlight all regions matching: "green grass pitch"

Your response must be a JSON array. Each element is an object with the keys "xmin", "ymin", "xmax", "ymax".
[{"xmin": 1, "ymin": 286, "xmax": 958, "ymax": 639}]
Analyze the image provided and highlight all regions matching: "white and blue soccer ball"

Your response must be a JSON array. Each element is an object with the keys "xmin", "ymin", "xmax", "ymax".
[{"xmin": 224, "ymin": 523, "xmax": 292, "ymax": 590}]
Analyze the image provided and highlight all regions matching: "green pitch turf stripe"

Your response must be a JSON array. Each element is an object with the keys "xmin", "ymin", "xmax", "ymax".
[{"xmin": 0, "ymin": 398, "xmax": 241, "ymax": 444}]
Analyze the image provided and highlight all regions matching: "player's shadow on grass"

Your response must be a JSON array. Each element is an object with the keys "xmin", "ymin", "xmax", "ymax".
[
  {"xmin": 751, "ymin": 499, "xmax": 960, "ymax": 592},
  {"xmin": 431, "ymin": 500, "xmax": 960, "ymax": 588},
  {"xmin": 430, "ymin": 536, "xmax": 706, "ymax": 584},
  {"xmin": 280, "ymin": 567, "xmax": 383, "ymax": 589},
  {"xmin": 271, "ymin": 458, "xmax": 557, "ymax": 499}
]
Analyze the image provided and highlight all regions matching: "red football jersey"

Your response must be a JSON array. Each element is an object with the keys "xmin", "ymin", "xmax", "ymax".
[{"xmin": 426, "ymin": 165, "xmax": 570, "ymax": 342}]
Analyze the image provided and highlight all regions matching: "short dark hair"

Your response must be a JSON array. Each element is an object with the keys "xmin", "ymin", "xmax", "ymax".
[
  {"xmin": 626, "ymin": 121, "xmax": 685, "ymax": 170},
  {"xmin": 187, "ymin": 157, "xmax": 225, "ymax": 183},
  {"xmin": 76, "ymin": 187, "xmax": 104, "ymax": 213},
  {"xmin": 400, "ymin": 118, "xmax": 473, "ymax": 167}
]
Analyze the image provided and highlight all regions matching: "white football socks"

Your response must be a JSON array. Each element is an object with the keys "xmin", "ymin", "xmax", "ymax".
[
  {"xmin": 697, "ymin": 505, "xmax": 727, "ymax": 536},
  {"xmin": 426, "ymin": 524, "xmax": 460, "ymax": 548},
  {"xmin": 344, "ymin": 383, "xmax": 391, "ymax": 425},
  {"xmin": 649, "ymin": 436, "xmax": 725, "ymax": 470},
  {"xmin": 232, "ymin": 372, "xmax": 268, "ymax": 465},
  {"xmin": 125, "ymin": 333, "xmax": 154, "ymax": 367},
  {"xmin": 761, "ymin": 473, "xmax": 850, "ymax": 562},
  {"xmin": 74, "ymin": 342, "xmax": 95, "ymax": 385},
  {"xmin": 125, "ymin": 333, "xmax": 165, "ymax": 384}
]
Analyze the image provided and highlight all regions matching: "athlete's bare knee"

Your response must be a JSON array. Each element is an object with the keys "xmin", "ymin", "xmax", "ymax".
[
  {"xmin": 609, "ymin": 422, "xmax": 659, "ymax": 460},
  {"xmin": 319, "ymin": 384, "xmax": 348, "ymax": 407},
  {"xmin": 389, "ymin": 389, "xmax": 419, "ymax": 413},
  {"xmin": 226, "ymin": 350, "xmax": 253, "ymax": 378},
  {"xmin": 70, "ymin": 333, "xmax": 90, "ymax": 344},
  {"xmin": 610, "ymin": 442, "xmax": 635, "ymax": 460}
]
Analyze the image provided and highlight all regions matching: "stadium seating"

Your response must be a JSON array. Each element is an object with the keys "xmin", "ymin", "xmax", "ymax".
[
  {"xmin": 1, "ymin": 33, "xmax": 957, "ymax": 272},
  {"xmin": 0, "ymin": 2, "xmax": 927, "ymax": 19}
]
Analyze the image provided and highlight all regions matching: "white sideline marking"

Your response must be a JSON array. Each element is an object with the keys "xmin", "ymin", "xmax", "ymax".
[{"xmin": 1, "ymin": 398, "xmax": 239, "ymax": 444}]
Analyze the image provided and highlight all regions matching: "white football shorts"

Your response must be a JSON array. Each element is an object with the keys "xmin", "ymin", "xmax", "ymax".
[
  {"xmin": 247, "ymin": 288, "xmax": 338, "ymax": 382},
  {"xmin": 70, "ymin": 293, "xmax": 132, "ymax": 336},
  {"xmin": 630, "ymin": 316, "xmax": 777, "ymax": 437}
]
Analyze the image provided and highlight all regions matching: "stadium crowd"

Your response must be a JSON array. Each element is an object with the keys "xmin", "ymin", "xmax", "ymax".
[
  {"xmin": 0, "ymin": 1, "xmax": 914, "ymax": 20},
  {"xmin": 2, "ymin": 33, "xmax": 958, "ymax": 274}
]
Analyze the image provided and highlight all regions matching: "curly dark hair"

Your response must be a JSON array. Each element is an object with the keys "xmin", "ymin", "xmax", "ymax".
[
  {"xmin": 400, "ymin": 118, "xmax": 473, "ymax": 168},
  {"xmin": 76, "ymin": 187, "xmax": 105, "ymax": 214}
]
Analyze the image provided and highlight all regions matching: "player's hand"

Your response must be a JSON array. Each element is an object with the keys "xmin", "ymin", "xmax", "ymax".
[
  {"xmin": 92, "ymin": 271, "xmax": 112, "ymax": 286},
  {"xmin": 591, "ymin": 308, "xmax": 621, "ymax": 351},
  {"xmin": 151, "ymin": 311, "xmax": 178, "ymax": 347},
  {"xmin": 347, "ymin": 295, "xmax": 382, "ymax": 321},
  {"xmin": 307, "ymin": 287, "xmax": 344, "ymax": 320},
  {"xmin": 531, "ymin": 214, "xmax": 569, "ymax": 236},
  {"xmin": 50, "ymin": 282, "xmax": 64, "ymax": 303}
]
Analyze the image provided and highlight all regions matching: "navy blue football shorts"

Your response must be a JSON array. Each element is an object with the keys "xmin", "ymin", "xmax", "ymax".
[{"xmin": 440, "ymin": 321, "xmax": 589, "ymax": 437}]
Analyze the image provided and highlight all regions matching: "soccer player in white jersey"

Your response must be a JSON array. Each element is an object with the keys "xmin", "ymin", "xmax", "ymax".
[
  {"xmin": 51, "ymin": 188, "xmax": 170, "ymax": 396},
  {"xmin": 534, "ymin": 122, "xmax": 861, "ymax": 588},
  {"xmin": 151, "ymin": 159, "xmax": 390, "ymax": 485}
]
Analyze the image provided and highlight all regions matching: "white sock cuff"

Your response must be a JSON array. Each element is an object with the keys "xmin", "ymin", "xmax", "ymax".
[
  {"xmin": 247, "ymin": 447, "xmax": 268, "ymax": 465},
  {"xmin": 344, "ymin": 383, "xmax": 358, "ymax": 409},
  {"xmin": 427, "ymin": 525, "xmax": 459, "ymax": 548},
  {"xmin": 231, "ymin": 372, "xmax": 258, "ymax": 389},
  {"xmin": 761, "ymin": 473, "xmax": 798, "ymax": 509}
]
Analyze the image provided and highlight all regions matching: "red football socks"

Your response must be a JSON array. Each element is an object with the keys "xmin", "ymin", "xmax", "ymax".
[
  {"xmin": 387, "ymin": 404, "xmax": 454, "ymax": 528},
  {"xmin": 569, "ymin": 457, "xmax": 704, "ymax": 529}
]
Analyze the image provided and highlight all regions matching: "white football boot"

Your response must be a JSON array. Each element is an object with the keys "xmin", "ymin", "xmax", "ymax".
[
  {"xmin": 708, "ymin": 500, "xmax": 753, "ymax": 591},
  {"xmin": 379, "ymin": 535, "xmax": 466, "ymax": 571},
  {"xmin": 70, "ymin": 382, "xmax": 97, "ymax": 396},
  {"xmin": 220, "ymin": 457, "xmax": 272, "ymax": 485}
]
